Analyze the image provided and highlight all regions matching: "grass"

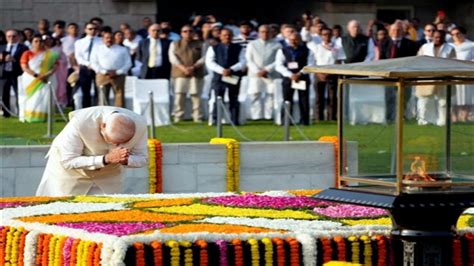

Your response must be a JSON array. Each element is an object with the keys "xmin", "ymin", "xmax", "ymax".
[
  {"xmin": 1, "ymin": 116, "xmax": 472, "ymax": 175},
  {"xmin": 0, "ymin": 117, "xmax": 338, "ymax": 145}
]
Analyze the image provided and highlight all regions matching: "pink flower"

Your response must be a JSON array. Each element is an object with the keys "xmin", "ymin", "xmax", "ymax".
[
  {"xmin": 55, "ymin": 222, "xmax": 166, "ymax": 236},
  {"xmin": 313, "ymin": 204, "xmax": 388, "ymax": 218},
  {"xmin": 0, "ymin": 202, "xmax": 27, "ymax": 209},
  {"xmin": 202, "ymin": 194, "xmax": 330, "ymax": 209}
]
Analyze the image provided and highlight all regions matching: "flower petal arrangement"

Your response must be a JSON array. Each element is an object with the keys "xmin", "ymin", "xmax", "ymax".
[{"xmin": 1, "ymin": 190, "xmax": 473, "ymax": 265}]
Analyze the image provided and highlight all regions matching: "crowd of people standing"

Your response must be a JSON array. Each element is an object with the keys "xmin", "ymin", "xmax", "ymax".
[{"xmin": 1, "ymin": 9, "xmax": 473, "ymax": 125}]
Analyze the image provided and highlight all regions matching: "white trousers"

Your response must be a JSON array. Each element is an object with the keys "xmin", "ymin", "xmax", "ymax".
[
  {"xmin": 248, "ymin": 77, "xmax": 275, "ymax": 120},
  {"xmin": 417, "ymin": 95, "xmax": 446, "ymax": 126}
]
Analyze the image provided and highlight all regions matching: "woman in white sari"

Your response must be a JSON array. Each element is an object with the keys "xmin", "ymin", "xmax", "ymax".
[
  {"xmin": 19, "ymin": 34, "xmax": 59, "ymax": 122},
  {"xmin": 450, "ymin": 26, "xmax": 474, "ymax": 122}
]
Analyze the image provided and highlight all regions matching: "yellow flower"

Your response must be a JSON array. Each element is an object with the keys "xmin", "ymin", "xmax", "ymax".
[
  {"xmin": 210, "ymin": 138, "xmax": 240, "ymax": 192},
  {"xmin": 72, "ymin": 196, "xmax": 147, "ymax": 203},
  {"xmin": 324, "ymin": 262, "xmax": 362, "ymax": 266},
  {"xmin": 457, "ymin": 215, "xmax": 472, "ymax": 229},
  {"xmin": 148, "ymin": 203, "xmax": 318, "ymax": 220},
  {"xmin": 342, "ymin": 217, "xmax": 392, "ymax": 226},
  {"xmin": 159, "ymin": 224, "xmax": 279, "ymax": 234}
]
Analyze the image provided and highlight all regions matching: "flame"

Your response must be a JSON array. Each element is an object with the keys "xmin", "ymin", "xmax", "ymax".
[{"xmin": 404, "ymin": 156, "xmax": 436, "ymax": 182}]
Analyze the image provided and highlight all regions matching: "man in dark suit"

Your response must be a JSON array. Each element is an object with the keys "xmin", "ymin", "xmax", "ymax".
[
  {"xmin": 137, "ymin": 24, "xmax": 171, "ymax": 80},
  {"xmin": 0, "ymin": 29, "xmax": 29, "ymax": 117},
  {"xmin": 387, "ymin": 23, "xmax": 417, "ymax": 59},
  {"xmin": 416, "ymin": 23, "xmax": 436, "ymax": 50},
  {"xmin": 385, "ymin": 23, "xmax": 417, "ymax": 121}
]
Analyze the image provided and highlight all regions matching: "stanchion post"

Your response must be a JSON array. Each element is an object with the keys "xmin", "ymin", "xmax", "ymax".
[
  {"xmin": 98, "ymin": 85, "xmax": 105, "ymax": 106},
  {"xmin": 283, "ymin": 101, "xmax": 291, "ymax": 141},
  {"xmin": 44, "ymin": 81, "xmax": 55, "ymax": 138},
  {"xmin": 149, "ymin": 91, "xmax": 156, "ymax": 139},
  {"xmin": 216, "ymin": 96, "xmax": 223, "ymax": 138}
]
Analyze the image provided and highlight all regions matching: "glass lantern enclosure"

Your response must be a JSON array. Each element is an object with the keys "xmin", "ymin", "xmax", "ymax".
[
  {"xmin": 304, "ymin": 56, "xmax": 474, "ymax": 195},
  {"xmin": 338, "ymin": 78, "xmax": 474, "ymax": 195}
]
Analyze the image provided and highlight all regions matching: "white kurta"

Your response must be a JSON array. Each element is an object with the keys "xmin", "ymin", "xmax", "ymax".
[
  {"xmin": 36, "ymin": 106, "xmax": 148, "ymax": 196},
  {"xmin": 245, "ymin": 39, "xmax": 282, "ymax": 120},
  {"xmin": 416, "ymin": 43, "xmax": 457, "ymax": 126},
  {"xmin": 452, "ymin": 40, "xmax": 474, "ymax": 106}
]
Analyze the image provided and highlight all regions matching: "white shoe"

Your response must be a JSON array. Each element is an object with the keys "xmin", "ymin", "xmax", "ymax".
[{"xmin": 417, "ymin": 119, "xmax": 428, "ymax": 126}]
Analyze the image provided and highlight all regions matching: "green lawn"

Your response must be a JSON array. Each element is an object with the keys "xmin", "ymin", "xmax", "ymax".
[{"xmin": 0, "ymin": 117, "xmax": 337, "ymax": 145}]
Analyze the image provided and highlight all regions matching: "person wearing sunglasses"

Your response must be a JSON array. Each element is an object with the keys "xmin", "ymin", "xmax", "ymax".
[
  {"xmin": 0, "ymin": 29, "xmax": 29, "ymax": 118},
  {"xmin": 168, "ymin": 25, "xmax": 205, "ymax": 123},
  {"xmin": 416, "ymin": 23, "xmax": 436, "ymax": 50},
  {"xmin": 74, "ymin": 22, "xmax": 102, "ymax": 108}
]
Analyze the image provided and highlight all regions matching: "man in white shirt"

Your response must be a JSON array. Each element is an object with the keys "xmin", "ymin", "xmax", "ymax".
[
  {"xmin": 90, "ymin": 31, "xmax": 132, "ymax": 108},
  {"xmin": 308, "ymin": 27, "xmax": 344, "ymax": 121},
  {"xmin": 275, "ymin": 32, "xmax": 315, "ymax": 125},
  {"xmin": 61, "ymin": 23, "xmax": 79, "ymax": 107},
  {"xmin": 123, "ymin": 29, "xmax": 142, "ymax": 59},
  {"xmin": 416, "ymin": 30, "xmax": 456, "ymax": 126},
  {"xmin": 205, "ymin": 28, "xmax": 246, "ymax": 125},
  {"xmin": 245, "ymin": 25, "xmax": 282, "ymax": 120},
  {"xmin": 36, "ymin": 106, "xmax": 148, "ymax": 196},
  {"xmin": 74, "ymin": 22, "xmax": 102, "ymax": 107}
]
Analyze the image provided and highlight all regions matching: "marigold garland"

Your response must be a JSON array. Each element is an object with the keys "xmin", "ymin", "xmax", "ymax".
[
  {"xmin": 466, "ymin": 233, "xmax": 474, "ymax": 265},
  {"xmin": 4, "ymin": 227, "xmax": 14, "ymax": 264},
  {"xmin": 360, "ymin": 236, "xmax": 372, "ymax": 266},
  {"xmin": 210, "ymin": 138, "xmax": 240, "ymax": 192},
  {"xmin": 375, "ymin": 235, "xmax": 386, "ymax": 266},
  {"xmin": 148, "ymin": 139, "xmax": 163, "ymax": 193},
  {"xmin": 452, "ymin": 238, "xmax": 462, "ymax": 266},
  {"xmin": 272, "ymin": 238, "xmax": 285, "ymax": 266},
  {"xmin": 261, "ymin": 238, "xmax": 273, "ymax": 266},
  {"xmin": 150, "ymin": 241, "xmax": 163, "ymax": 266},
  {"xmin": 70, "ymin": 239, "xmax": 81, "ymax": 266},
  {"xmin": 180, "ymin": 241, "xmax": 193, "ymax": 266},
  {"xmin": 93, "ymin": 243, "xmax": 102, "ymax": 266},
  {"xmin": 286, "ymin": 237, "xmax": 300, "ymax": 266},
  {"xmin": 231, "ymin": 239, "xmax": 244, "ymax": 266},
  {"xmin": 348, "ymin": 236, "xmax": 360, "ymax": 264},
  {"xmin": 133, "ymin": 242, "xmax": 146, "ymax": 266},
  {"xmin": 215, "ymin": 240, "xmax": 228, "ymax": 266},
  {"xmin": 248, "ymin": 239, "xmax": 260, "ymax": 266},
  {"xmin": 195, "ymin": 240, "xmax": 208, "ymax": 266},
  {"xmin": 334, "ymin": 236, "xmax": 347, "ymax": 261},
  {"xmin": 18, "ymin": 229, "xmax": 28, "ymax": 266},
  {"xmin": 166, "ymin": 240, "xmax": 180, "ymax": 266},
  {"xmin": 321, "ymin": 237, "xmax": 333, "ymax": 263},
  {"xmin": 0, "ymin": 227, "xmax": 8, "ymax": 266},
  {"xmin": 36, "ymin": 234, "xmax": 44, "ymax": 266}
]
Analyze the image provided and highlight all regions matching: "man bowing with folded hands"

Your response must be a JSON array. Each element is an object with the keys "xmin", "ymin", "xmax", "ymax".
[{"xmin": 36, "ymin": 106, "xmax": 148, "ymax": 196}]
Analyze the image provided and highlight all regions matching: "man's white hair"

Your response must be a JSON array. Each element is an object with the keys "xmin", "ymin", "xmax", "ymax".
[{"xmin": 103, "ymin": 113, "xmax": 136, "ymax": 144}]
